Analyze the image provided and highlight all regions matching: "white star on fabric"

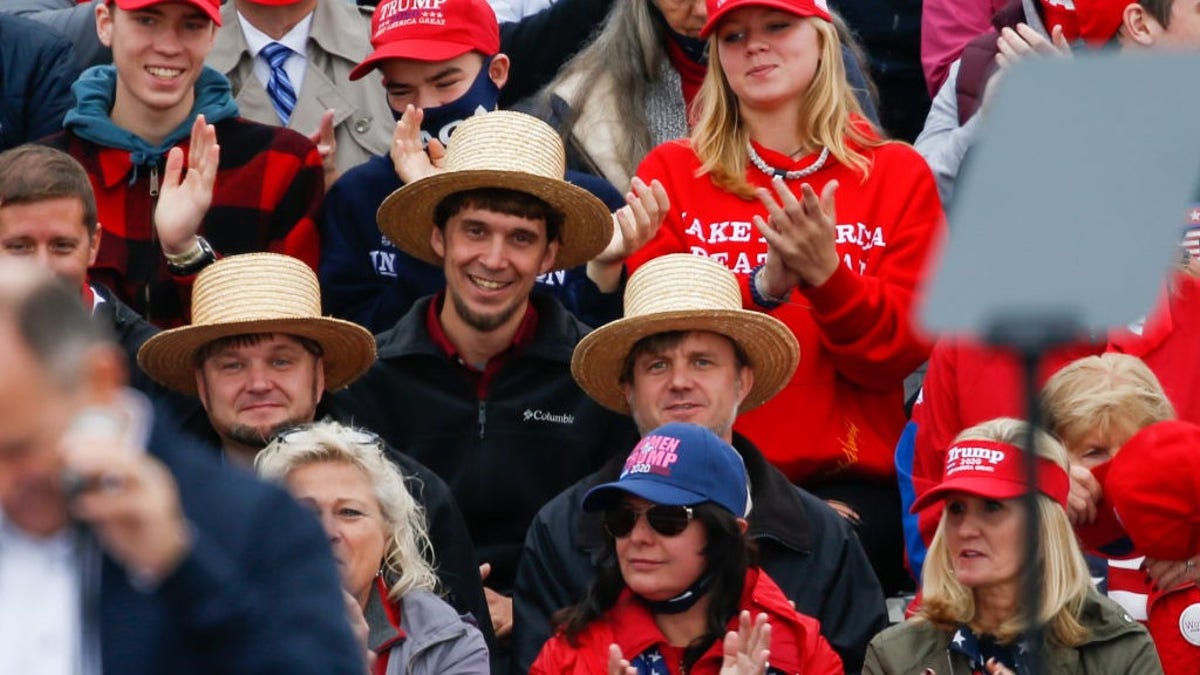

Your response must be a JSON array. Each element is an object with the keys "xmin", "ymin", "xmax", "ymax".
[
  {"xmin": 952, "ymin": 630, "xmax": 966, "ymax": 647},
  {"xmin": 648, "ymin": 653, "xmax": 662, "ymax": 662},
  {"xmin": 1190, "ymin": 208, "xmax": 1200, "ymax": 224}
]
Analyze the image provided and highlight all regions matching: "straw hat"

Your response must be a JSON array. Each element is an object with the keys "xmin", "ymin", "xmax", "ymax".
[
  {"xmin": 572, "ymin": 254, "xmax": 799, "ymax": 413},
  {"xmin": 137, "ymin": 254, "xmax": 377, "ymax": 394},
  {"xmin": 376, "ymin": 110, "xmax": 613, "ymax": 272}
]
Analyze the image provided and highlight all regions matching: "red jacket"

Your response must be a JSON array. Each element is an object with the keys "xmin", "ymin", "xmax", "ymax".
[
  {"xmin": 530, "ymin": 568, "xmax": 843, "ymax": 675},
  {"xmin": 630, "ymin": 131, "xmax": 944, "ymax": 484}
]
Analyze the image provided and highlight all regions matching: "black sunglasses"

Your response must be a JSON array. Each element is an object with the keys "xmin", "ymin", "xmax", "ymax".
[{"xmin": 603, "ymin": 504, "xmax": 695, "ymax": 538}]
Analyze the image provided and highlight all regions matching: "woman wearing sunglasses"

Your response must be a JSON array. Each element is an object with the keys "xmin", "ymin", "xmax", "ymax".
[
  {"xmin": 531, "ymin": 422, "xmax": 842, "ymax": 674},
  {"xmin": 256, "ymin": 420, "xmax": 489, "ymax": 675}
]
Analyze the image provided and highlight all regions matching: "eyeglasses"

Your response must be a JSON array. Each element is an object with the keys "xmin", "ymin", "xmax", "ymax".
[
  {"xmin": 273, "ymin": 425, "xmax": 381, "ymax": 448},
  {"xmin": 603, "ymin": 504, "xmax": 695, "ymax": 538}
]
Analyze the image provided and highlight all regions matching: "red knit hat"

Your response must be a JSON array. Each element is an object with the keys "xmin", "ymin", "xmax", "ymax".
[
  {"xmin": 113, "ymin": 0, "xmax": 221, "ymax": 25},
  {"xmin": 701, "ymin": 0, "xmax": 831, "ymax": 38},
  {"xmin": 910, "ymin": 439, "xmax": 1070, "ymax": 513},
  {"xmin": 1074, "ymin": 0, "xmax": 1131, "ymax": 46},
  {"xmin": 1106, "ymin": 420, "xmax": 1200, "ymax": 561},
  {"xmin": 349, "ymin": 0, "xmax": 500, "ymax": 81}
]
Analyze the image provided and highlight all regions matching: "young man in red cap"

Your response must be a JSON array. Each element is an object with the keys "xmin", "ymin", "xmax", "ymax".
[
  {"xmin": 42, "ymin": 0, "xmax": 324, "ymax": 328},
  {"xmin": 318, "ymin": 0, "xmax": 668, "ymax": 333}
]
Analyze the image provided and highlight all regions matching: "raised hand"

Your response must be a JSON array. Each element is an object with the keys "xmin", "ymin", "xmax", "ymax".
[
  {"xmin": 155, "ymin": 114, "xmax": 219, "ymax": 255},
  {"xmin": 754, "ymin": 177, "xmax": 840, "ymax": 292},
  {"xmin": 1066, "ymin": 463, "xmax": 1102, "ymax": 526},
  {"xmin": 587, "ymin": 177, "xmax": 670, "ymax": 291},
  {"xmin": 718, "ymin": 611, "xmax": 772, "ymax": 675},
  {"xmin": 390, "ymin": 104, "xmax": 446, "ymax": 184},
  {"xmin": 307, "ymin": 108, "xmax": 339, "ymax": 189},
  {"xmin": 607, "ymin": 644, "xmax": 637, "ymax": 675}
]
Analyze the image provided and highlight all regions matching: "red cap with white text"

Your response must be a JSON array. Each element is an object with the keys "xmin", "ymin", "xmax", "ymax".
[
  {"xmin": 700, "ymin": 0, "xmax": 831, "ymax": 38},
  {"xmin": 910, "ymin": 439, "xmax": 1070, "ymax": 513},
  {"xmin": 349, "ymin": 0, "xmax": 500, "ymax": 81},
  {"xmin": 113, "ymin": 0, "xmax": 221, "ymax": 26}
]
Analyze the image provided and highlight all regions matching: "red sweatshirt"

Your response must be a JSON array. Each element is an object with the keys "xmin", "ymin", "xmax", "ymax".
[
  {"xmin": 531, "ymin": 568, "xmax": 842, "ymax": 675},
  {"xmin": 629, "ymin": 133, "xmax": 945, "ymax": 483}
]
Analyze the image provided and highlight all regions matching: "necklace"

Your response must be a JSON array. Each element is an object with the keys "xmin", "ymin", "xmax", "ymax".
[{"xmin": 747, "ymin": 143, "xmax": 829, "ymax": 180}]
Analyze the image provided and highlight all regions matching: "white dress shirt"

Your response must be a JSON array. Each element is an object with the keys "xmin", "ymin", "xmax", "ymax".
[
  {"xmin": 0, "ymin": 513, "xmax": 81, "ymax": 675},
  {"xmin": 237, "ymin": 10, "xmax": 315, "ymax": 98}
]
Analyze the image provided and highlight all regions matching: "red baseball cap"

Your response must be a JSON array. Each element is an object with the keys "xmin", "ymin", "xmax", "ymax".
[
  {"xmin": 701, "ymin": 0, "xmax": 832, "ymax": 38},
  {"xmin": 112, "ymin": 0, "xmax": 222, "ymax": 26},
  {"xmin": 349, "ymin": 0, "xmax": 500, "ymax": 81},
  {"xmin": 910, "ymin": 439, "xmax": 1070, "ymax": 514},
  {"xmin": 1074, "ymin": 460, "xmax": 1134, "ymax": 555},
  {"xmin": 1106, "ymin": 420, "xmax": 1200, "ymax": 561},
  {"xmin": 1074, "ymin": 0, "xmax": 1130, "ymax": 46}
]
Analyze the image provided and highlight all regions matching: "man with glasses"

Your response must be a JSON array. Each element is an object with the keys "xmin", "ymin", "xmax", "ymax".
[
  {"xmin": 135, "ymin": 252, "xmax": 494, "ymax": 646},
  {"xmin": 512, "ymin": 254, "xmax": 890, "ymax": 674}
]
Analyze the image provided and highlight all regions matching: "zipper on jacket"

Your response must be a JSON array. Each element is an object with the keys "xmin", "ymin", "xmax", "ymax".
[
  {"xmin": 149, "ymin": 165, "xmax": 159, "ymax": 197},
  {"xmin": 477, "ymin": 401, "xmax": 486, "ymax": 440}
]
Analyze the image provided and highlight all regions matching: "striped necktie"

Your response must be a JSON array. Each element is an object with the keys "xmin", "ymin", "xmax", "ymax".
[{"xmin": 260, "ymin": 41, "xmax": 297, "ymax": 125}]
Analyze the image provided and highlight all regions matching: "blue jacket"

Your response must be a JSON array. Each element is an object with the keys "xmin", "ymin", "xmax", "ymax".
[
  {"xmin": 318, "ymin": 154, "xmax": 625, "ymax": 333},
  {"xmin": 95, "ymin": 406, "xmax": 363, "ymax": 674},
  {"xmin": 0, "ymin": 12, "xmax": 79, "ymax": 150}
]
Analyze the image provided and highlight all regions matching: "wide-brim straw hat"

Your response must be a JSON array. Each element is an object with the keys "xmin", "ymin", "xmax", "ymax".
[
  {"xmin": 376, "ymin": 110, "xmax": 613, "ymax": 272},
  {"xmin": 137, "ymin": 253, "xmax": 377, "ymax": 395},
  {"xmin": 572, "ymin": 254, "xmax": 799, "ymax": 413}
]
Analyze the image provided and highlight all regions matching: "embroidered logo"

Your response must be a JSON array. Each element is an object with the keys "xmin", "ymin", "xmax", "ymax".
[{"xmin": 522, "ymin": 409, "xmax": 574, "ymax": 425}]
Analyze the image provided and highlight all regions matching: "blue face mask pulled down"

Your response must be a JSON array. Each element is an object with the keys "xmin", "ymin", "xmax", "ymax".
[{"xmin": 392, "ymin": 57, "xmax": 501, "ymax": 147}]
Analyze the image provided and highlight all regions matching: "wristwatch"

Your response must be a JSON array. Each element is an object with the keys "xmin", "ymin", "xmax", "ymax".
[{"xmin": 164, "ymin": 236, "xmax": 216, "ymax": 276}]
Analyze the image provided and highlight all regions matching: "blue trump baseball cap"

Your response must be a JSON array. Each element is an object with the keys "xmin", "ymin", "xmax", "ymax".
[{"xmin": 582, "ymin": 422, "xmax": 750, "ymax": 517}]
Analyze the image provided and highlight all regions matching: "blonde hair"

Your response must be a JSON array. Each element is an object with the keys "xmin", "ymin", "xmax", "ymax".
[
  {"xmin": 919, "ymin": 418, "xmax": 1093, "ymax": 647},
  {"xmin": 1041, "ymin": 353, "xmax": 1176, "ymax": 453},
  {"xmin": 255, "ymin": 419, "xmax": 439, "ymax": 601},
  {"xmin": 691, "ymin": 17, "xmax": 884, "ymax": 199}
]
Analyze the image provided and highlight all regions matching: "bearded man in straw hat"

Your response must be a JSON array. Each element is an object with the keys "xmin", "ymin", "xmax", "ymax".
[
  {"xmin": 318, "ymin": 0, "xmax": 668, "ymax": 333},
  {"xmin": 328, "ymin": 110, "xmax": 644, "ymax": 656},
  {"xmin": 136, "ymin": 252, "xmax": 495, "ymax": 649},
  {"xmin": 511, "ymin": 254, "xmax": 890, "ymax": 674}
]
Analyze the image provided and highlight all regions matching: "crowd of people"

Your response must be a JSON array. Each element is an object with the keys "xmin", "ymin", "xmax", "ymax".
[{"xmin": 0, "ymin": 0, "xmax": 1197, "ymax": 673}]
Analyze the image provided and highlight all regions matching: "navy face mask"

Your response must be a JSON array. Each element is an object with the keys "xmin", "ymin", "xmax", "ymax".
[{"xmin": 391, "ymin": 56, "xmax": 502, "ymax": 147}]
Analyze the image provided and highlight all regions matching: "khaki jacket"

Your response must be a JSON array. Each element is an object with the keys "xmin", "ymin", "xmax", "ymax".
[
  {"xmin": 864, "ymin": 591, "xmax": 1163, "ymax": 675},
  {"xmin": 209, "ymin": 0, "xmax": 393, "ymax": 176}
]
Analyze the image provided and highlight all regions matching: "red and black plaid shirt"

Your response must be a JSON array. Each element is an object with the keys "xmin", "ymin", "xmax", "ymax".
[{"xmin": 43, "ymin": 117, "xmax": 323, "ymax": 327}]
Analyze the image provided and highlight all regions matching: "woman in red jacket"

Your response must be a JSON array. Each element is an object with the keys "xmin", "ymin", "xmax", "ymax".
[
  {"xmin": 625, "ymin": 0, "xmax": 945, "ymax": 596},
  {"xmin": 531, "ymin": 422, "xmax": 842, "ymax": 675}
]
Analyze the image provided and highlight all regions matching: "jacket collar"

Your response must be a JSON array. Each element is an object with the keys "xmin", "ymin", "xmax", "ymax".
[
  {"xmin": 211, "ymin": 0, "xmax": 370, "ymax": 74},
  {"xmin": 574, "ymin": 433, "xmax": 813, "ymax": 558},
  {"xmin": 375, "ymin": 292, "xmax": 585, "ymax": 365}
]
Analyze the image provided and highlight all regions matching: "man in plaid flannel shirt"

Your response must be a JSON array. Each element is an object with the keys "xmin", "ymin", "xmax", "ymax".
[{"xmin": 42, "ymin": 0, "xmax": 323, "ymax": 328}]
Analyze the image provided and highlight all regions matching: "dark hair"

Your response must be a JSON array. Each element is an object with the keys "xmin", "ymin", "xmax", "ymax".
[
  {"xmin": 618, "ymin": 330, "xmax": 752, "ymax": 385},
  {"xmin": 192, "ymin": 332, "xmax": 324, "ymax": 369},
  {"xmin": 1138, "ymin": 0, "xmax": 1174, "ymax": 26},
  {"xmin": 0, "ymin": 145, "xmax": 99, "ymax": 236},
  {"xmin": 432, "ymin": 187, "xmax": 564, "ymax": 243},
  {"xmin": 555, "ymin": 502, "xmax": 754, "ymax": 670}
]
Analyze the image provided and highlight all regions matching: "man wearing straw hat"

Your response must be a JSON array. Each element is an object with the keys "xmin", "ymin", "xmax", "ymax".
[
  {"xmin": 136, "ymin": 252, "xmax": 495, "ymax": 646},
  {"xmin": 512, "ymin": 254, "xmax": 890, "ymax": 674},
  {"xmin": 331, "ymin": 110, "xmax": 641, "ymax": 652},
  {"xmin": 318, "ymin": 0, "xmax": 668, "ymax": 333}
]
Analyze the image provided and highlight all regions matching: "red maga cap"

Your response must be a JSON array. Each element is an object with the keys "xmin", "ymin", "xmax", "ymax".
[
  {"xmin": 1107, "ymin": 420, "xmax": 1200, "ymax": 561},
  {"xmin": 910, "ymin": 439, "xmax": 1070, "ymax": 513},
  {"xmin": 113, "ymin": 0, "xmax": 222, "ymax": 26},
  {"xmin": 701, "ymin": 0, "xmax": 831, "ymax": 38},
  {"xmin": 349, "ymin": 0, "xmax": 500, "ymax": 81}
]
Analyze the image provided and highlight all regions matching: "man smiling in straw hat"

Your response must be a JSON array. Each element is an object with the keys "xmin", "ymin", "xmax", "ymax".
[
  {"xmin": 512, "ymin": 253, "xmax": 889, "ymax": 674},
  {"xmin": 330, "ymin": 110, "xmax": 643, "ymax": 653},
  {"xmin": 136, "ymin": 252, "xmax": 494, "ymax": 643}
]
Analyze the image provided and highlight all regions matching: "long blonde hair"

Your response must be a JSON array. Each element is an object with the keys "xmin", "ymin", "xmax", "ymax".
[
  {"xmin": 919, "ymin": 418, "xmax": 1093, "ymax": 647},
  {"xmin": 691, "ymin": 17, "xmax": 883, "ymax": 199},
  {"xmin": 255, "ymin": 419, "xmax": 440, "ymax": 601}
]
